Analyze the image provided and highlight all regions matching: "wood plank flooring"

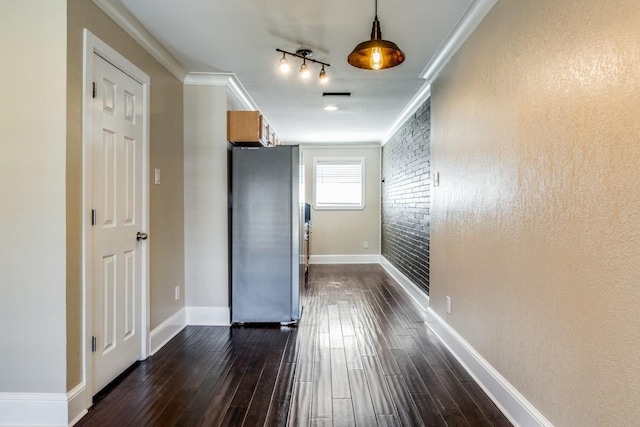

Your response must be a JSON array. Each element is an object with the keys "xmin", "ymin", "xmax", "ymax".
[{"xmin": 77, "ymin": 264, "xmax": 511, "ymax": 426}]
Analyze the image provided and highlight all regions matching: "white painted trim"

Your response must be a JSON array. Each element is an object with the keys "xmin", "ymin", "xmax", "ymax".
[
  {"xmin": 0, "ymin": 392, "xmax": 67, "ymax": 426},
  {"xmin": 82, "ymin": 30, "xmax": 151, "ymax": 407},
  {"xmin": 378, "ymin": 150, "xmax": 383, "ymax": 256},
  {"xmin": 420, "ymin": 0, "xmax": 498, "ymax": 83},
  {"xmin": 298, "ymin": 142, "xmax": 382, "ymax": 149},
  {"xmin": 90, "ymin": 0, "xmax": 187, "ymax": 82},
  {"xmin": 184, "ymin": 72, "xmax": 258, "ymax": 111},
  {"xmin": 140, "ymin": 43, "xmax": 152, "ymax": 376},
  {"xmin": 149, "ymin": 309, "xmax": 187, "ymax": 356},
  {"xmin": 379, "ymin": 256, "xmax": 429, "ymax": 311},
  {"xmin": 381, "ymin": 0, "xmax": 497, "ymax": 146},
  {"xmin": 425, "ymin": 308, "xmax": 553, "ymax": 427},
  {"xmin": 184, "ymin": 72, "xmax": 236, "ymax": 86},
  {"xmin": 186, "ymin": 307, "xmax": 231, "ymax": 326},
  {"xmin": 309, "ymin": 254, "xmax": 381, "ymax": 264},
  {"xmin": 382, "ymin": 82, "xmax": 431, "ymax": 146},
  {"xmin": 0, "ymin": 384, "xmax": 89, "ymax": 426},
  {"xmin": 67, "ymin": 383, "xmax": 88, "ymax": 426}
]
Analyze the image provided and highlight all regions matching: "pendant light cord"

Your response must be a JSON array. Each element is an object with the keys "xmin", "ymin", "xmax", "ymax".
[{"xmin": 371, "ymin": 0, "xmax": 381, "ymax": 40}]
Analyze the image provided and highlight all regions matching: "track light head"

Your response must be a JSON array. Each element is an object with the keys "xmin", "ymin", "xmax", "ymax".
[
  {"xmin": 319, "ymin": 66, "xmax": 328, "ymax": 83},
  {"xmin": 300, "ymin": 60, "xmax": 310, "ymax": 78},
  {"xmin": 278, "ymin": 53, "xmax": 290, "ymax": 73}
]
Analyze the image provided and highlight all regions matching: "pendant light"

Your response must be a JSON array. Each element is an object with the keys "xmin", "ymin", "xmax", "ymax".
[{"xmin": 347, "ymin": 0, "xmax": 405, "ymax": 70}]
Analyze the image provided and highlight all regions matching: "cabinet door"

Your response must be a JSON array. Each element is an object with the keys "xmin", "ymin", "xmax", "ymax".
[
  {"xmin": 227, "ymin": 111, "xmax": 262, "ymax": 143},
  {"xmin": 227, "ymin": 111, "xmax": 279, "ymax": 147},
  {"xmin": 260, "ymin": 117, "xmax": 270, "ymax": 145},
  {"xmin": 269, "ymin": 128, "xmax": 277, "ymax": 146}
]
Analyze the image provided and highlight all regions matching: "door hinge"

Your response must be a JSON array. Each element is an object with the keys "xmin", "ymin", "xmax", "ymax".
[
  {"xmin": 91, "ymin": 209, "xmax": 96, "ymax": 226},
  {"xmin": 92, "ymin": 82, "xmax": 97, "ymax": 99},
  {"xmin": 91, "ymin": 336, "xmax": 97, "ymax": 353}
]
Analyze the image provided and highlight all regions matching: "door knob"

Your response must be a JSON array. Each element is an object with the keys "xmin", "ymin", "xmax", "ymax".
[{"xmin": 136, "ymin": 232, "xmax": 148, "ymax": 241}]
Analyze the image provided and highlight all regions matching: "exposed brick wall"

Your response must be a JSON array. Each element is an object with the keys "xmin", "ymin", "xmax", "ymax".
[{"xmin": 381, "ymin": 99, "xmax": 430, "ymax": 294}]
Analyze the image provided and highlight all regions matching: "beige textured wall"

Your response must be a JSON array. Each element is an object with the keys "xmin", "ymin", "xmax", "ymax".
[
  {"xmin": 430, "ymin": 0, "xmax": 640, "ymax": 425},
  {"xmin": 67, "ymin": 0, "xmax": 185, "ymax": 389},
  {"xmin": 301, "ymin": 146, "xmax": 380, "ymax": 256},
  {"xmin": 0, "ymin": 0, "xmax": 67, "ymax": 393}
]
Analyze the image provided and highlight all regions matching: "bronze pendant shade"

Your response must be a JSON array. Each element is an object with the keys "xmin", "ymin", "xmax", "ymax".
[{"xmin": 347, "ymin": 2, "xmax": 405, "ymax": 70}]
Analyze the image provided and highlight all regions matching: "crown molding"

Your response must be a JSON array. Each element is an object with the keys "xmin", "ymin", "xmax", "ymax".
[
  {"xmin": 421, "ymin": 0, "xmax": 498, "ymax": 83},
  {"xmin": 382, "ymin": 0, "xmax": 497, "ymax": 146},
  {"xmin": 91, "ymin": 0, "xmax": 187, "ymax": 82},
  {"xmin": 382, "ymin": 82, "xmax": 431, "ymax": 146},
  {"xmin": 184, "ymin": 72, "xmax": 259, "ymax": 111}
]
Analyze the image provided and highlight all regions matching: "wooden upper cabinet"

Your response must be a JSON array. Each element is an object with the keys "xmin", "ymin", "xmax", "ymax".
[{"xmin": 227, "ymin": 111, "xmax": 279, "ymax": 147}]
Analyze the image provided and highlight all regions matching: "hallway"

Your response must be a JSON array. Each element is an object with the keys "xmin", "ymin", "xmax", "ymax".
[{"xmin": 77, "ymin": 264, "xmax": 511, "ymax": 426}]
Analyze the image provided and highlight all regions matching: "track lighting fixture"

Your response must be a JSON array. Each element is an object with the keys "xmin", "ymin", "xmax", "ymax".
[
  {"xmin": 348, "ymin": 0, "xmax": 405, "ymax": 70},
  {"xmin": 276, "ymin": 48, "xmax": 330, "ymax": 82}
]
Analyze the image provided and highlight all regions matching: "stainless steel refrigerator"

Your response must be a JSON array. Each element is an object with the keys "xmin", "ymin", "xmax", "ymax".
[{"xmin": 231, "ymin": 145, "xmax": 304, "ymax": 324}]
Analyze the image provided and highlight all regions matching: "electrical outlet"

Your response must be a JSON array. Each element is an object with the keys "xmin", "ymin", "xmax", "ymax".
[
  {"xmin": 364, "ymin": 241, "xmax": 369, "ymax": 249},
  {"xmin": 446, "ymin": 296, "xmax": 452, "ymax": 314},
  {"xmin": 175, "ymin": 285, "xmax": 180, "ymax": 301}
]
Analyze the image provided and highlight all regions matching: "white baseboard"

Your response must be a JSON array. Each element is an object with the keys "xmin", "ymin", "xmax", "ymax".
[
  {"xmin": 67, "ymin": 383, "xmax": 87, "ymax": 426},
  {"xmin": 186, "ymin": 306, "xmax": 230, "ymax": 326},
  {"xmin": 379, "ymin": 256, "xmax": 429, "ymax": 311},
  {"xmin": 150, "ymin": 306, "xmax": 230, "ymax": 355},
  {"xmin": 309, "ymin": 254, "xmax": 381, "ymax": 264},
  {"xmin": 149, "ymin": 308, "xmax": 187, "ymax": 356},
  {"xmin": 0, "ymin": 392, "xmax": 68, "ymax": 426},
  {"xmin": 0, "ymin": 383, "xmax": 89, "ymax": 427},
  {"xmin": 425, "ymin": 308, "xmax": 553, "ymax": 427}
]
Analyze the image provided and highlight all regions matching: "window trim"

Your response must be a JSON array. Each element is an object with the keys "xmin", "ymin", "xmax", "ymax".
[{"xmin": 313, "ymin": 157, "xmax": 366, "ymax": 211}]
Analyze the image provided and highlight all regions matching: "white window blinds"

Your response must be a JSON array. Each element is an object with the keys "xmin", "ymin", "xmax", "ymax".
[{"xmin": 313, "ymin": 158, "xmax": 365, "ymax": 210}]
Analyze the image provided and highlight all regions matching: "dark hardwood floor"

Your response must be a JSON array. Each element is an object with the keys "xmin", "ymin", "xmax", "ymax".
[{"xmin": 77, "ymin": 264, "xmax": 511, "ymax": 426}]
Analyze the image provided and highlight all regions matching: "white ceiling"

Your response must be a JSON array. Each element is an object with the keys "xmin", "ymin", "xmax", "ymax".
[{"xmin": 114, "ymin": 0, "xmax": 473, "ymax": 144}]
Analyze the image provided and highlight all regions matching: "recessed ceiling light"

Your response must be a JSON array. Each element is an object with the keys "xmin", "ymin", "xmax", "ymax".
[{"xmin": 324, "ymin": 105, "xmax": 338, "ymax": 111}]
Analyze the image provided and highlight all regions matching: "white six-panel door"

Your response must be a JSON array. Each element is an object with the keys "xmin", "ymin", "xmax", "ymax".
[{"xmin": 91, "ymin": 54, "xmax": 145, "ymax": 393}]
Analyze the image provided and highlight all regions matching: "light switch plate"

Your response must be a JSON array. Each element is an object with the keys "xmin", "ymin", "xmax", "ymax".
[{"xmin": 154, "ymin": 168, "xmax": 161, "ymax": 185}]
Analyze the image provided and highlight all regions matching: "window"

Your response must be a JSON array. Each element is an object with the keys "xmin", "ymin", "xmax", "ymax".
[{"xmin": 313, "ymin": 157, "xmax": 365, "ymax": 210}]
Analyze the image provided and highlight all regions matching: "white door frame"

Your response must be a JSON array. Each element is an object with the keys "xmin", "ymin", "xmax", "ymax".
[{"xmin": 82, "ymin": 29, "xmax": 150, "ymax": 407}]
